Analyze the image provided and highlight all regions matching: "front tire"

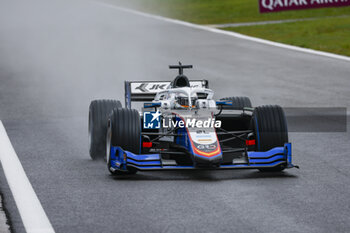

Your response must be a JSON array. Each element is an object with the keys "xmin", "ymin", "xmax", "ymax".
[
  {"xmin": 107, "ymin": 108, "xmax": 141, "ymax": 175},
  {"xmin": 252, "ymin": 105, "xmax": 288, "ymax": 172},
  {"xmin": 89, "ymin": 100, "xmax": 122, "ymax": 160}
]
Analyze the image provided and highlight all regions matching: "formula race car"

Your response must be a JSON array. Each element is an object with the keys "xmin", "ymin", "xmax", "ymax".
[{"xmin": 88, "ymin": 63, "xmax": 298, "ymax": 175}]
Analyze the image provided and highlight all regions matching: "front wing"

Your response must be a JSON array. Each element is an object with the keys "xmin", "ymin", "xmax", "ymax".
[{"xmin": 109, "ymin": 143, "xmax": 297, "ymax": 172}]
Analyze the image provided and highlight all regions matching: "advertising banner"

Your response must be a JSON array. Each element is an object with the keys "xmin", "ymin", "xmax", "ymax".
[{"xmin": 259, "ymin": 0, "xmax": 350, "ymax": 13}]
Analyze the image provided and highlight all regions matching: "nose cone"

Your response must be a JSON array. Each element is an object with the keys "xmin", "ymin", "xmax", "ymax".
[
  {"xmin": 189, "ymin": 138, "xmax": 222, "ymax": 167},
  {"xmin": 193, "ymin": 153, "xmax": 223, "ymax": 168}
]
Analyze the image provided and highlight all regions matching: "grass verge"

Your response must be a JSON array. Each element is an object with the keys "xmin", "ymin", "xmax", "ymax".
[
  {"xmin": 115, "ymin": 0, "xmax": 350, "ymax": 56},
  {"xmin": 229, "ymin": 16, "xmax": 350, "ymax": 56},
  {"xmin": 117, "ymin": 0, "xmax": 350, "ymax": 24}
]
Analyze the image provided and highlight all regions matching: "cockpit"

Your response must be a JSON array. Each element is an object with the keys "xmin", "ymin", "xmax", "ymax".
[{"xmin": 154, "ymin": 87, "xmax": 215, "ymax": 110}]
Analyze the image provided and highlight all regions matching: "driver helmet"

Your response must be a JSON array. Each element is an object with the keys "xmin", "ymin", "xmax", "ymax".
[{"xmin": 175, "ymin": 93, "xmax": 198, "ymax": 109}]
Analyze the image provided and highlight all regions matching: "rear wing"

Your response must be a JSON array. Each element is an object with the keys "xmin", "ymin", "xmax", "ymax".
[{"xmin": 124, "ymin": 80, "xmax": 209, "ymax": 108}]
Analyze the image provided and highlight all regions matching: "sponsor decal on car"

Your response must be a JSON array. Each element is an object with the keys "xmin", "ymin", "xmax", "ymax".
[
  {"xmin": 196, "ymin": 144, "xmax": 217, "ymax": 150},
  {"xmin": 198, "ymin": 139, "xmax": 213, "ymax": 142},
  {"xmin": 190, "ymin": 131, "xmax": 217, "ymax": 145},
  {"xmin": 130, "ymin": 81, "xmax": 204, "ymax": 93}
]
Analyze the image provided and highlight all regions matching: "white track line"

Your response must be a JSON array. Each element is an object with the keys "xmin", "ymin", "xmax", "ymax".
[
  {"xmin": 98, "ymin": 2, "xmax": 350, "ymax": 62},
  {"xmin": 0, "ymin": 121, "xmax": 55, "ymax": 233},
  {"xmin": 207, "ymin": 15, "xmax": 350, "ymax": 28}
]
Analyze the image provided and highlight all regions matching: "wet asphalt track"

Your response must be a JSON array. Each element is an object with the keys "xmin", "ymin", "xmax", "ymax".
[{"xmin": 0, "ymin": 0, "xmax": 350, "ymax": 232}]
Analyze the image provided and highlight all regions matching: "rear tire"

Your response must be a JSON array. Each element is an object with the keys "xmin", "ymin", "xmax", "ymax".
[
  {"xmin": 220, "ymin": 96, "xmax": 252, "ymax": 110},
  {"xmin": 252, "ymin": 105, "xmax": 288, "ymax": 172},
  {"xmin": 89, "ymin": 100, "xmax": 122, "ymax": 160},
  {"xmin": 107, "ymin": 108, "xmax": 141, "ymax": 175}
]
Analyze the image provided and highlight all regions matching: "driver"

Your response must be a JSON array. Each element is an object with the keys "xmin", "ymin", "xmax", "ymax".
[{"xmin": 174, "ymin": 93, "xmax": 198, "ymax": 109}]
